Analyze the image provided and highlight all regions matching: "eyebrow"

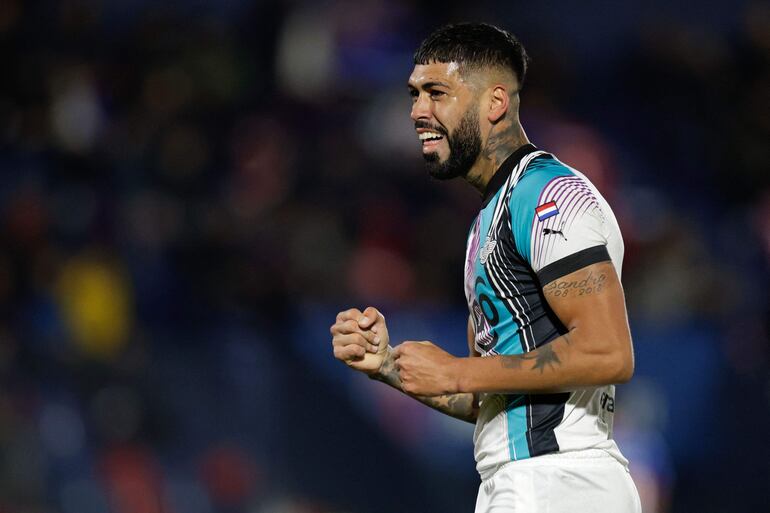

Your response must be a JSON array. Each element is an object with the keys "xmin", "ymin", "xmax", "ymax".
[{"xmin": 407, "ymin": 80, "xmax": 451, "ymax": 90}]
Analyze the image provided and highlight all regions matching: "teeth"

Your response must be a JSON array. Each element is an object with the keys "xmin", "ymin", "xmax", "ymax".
[{"xmin": 419, "ymin": 132, "xmax": 443, "ymax": 141}]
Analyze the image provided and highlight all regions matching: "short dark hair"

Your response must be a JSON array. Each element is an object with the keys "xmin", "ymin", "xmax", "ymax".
[{"xmin": 414, "ymin": 23, "xmax": 530, "ymax": 88}]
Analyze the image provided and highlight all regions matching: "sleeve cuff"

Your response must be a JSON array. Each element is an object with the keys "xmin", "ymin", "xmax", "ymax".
[{"xmin": 536, "ymin": 245, "xmax": 611, "ymax": 285}]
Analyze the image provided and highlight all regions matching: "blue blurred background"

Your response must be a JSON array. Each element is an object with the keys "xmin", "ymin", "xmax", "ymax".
[{"xmin": 1, "ymin": 0, "xmax": 769, "ymax": 512}]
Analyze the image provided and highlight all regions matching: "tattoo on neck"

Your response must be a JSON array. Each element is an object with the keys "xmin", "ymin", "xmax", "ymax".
[{"xmin": 482, "ymin": 97, "xmax": 526, "ymax": 170}]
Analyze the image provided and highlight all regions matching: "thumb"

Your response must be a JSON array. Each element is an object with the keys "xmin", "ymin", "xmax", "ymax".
[{"xmin": 358, "ymin": 306, "xmax": 381, "ymax": 329}]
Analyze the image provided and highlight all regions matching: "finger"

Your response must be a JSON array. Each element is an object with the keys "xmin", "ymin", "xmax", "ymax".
[
  {"xmin": 331, "ymin": 323, "xmax": 378, "ymax": 347},
  {"xmin": 331, "ymin": 319, "xmax": 370, "ymax": 336},
  {"xmin": 331, "ymin": 325, "xmax": 378, "ymax": 353},
  {"xmin": 331, "ymin": 321, "xmax": 358, "ymax": 335},
  {"xmin": 331, "ymin": 333, "xmax": 366, "ymax": 347},
  {"xmin": 358, "ymin": 307, "xmax": 381, "ymax": 329},
  {"xmin": 333, "ymin": 333, "xmax": 379, "ymax": 353},
  {"xmin": 336, "ymin": 308, "xmax": 363, "ymax": 323},
  {"xmin": 334, "ymin": 344, "xmax": 365, "ymax": 362}
]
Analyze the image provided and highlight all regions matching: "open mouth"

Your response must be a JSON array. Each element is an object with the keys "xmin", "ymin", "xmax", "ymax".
[{"xmin": 418, "ymin": 131, "xmax": 444, "ymax": 151}]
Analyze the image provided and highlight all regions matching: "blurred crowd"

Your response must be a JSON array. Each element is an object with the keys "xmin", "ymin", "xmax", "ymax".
[{"xmin": 0, "ymin": 1, "xmax": 768, "ymax": 512}]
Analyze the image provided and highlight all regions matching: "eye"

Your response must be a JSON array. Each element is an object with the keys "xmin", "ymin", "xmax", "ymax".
[{"xmin": 430, "ymin": 90, "xmax": 445, "ymax": 99}]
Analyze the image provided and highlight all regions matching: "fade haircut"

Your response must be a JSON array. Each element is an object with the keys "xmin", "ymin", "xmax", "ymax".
[{"xmin": 414, "ymin": 23, "xmax": 530, "ymax": 89}]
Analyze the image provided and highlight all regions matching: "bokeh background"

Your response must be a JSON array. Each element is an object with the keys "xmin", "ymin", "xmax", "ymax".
[{"xmin": 1, "ymin": 0, "xmax": 769, "ymax": 512}]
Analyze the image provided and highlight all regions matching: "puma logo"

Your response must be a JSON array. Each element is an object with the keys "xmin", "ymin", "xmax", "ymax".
[{"xmin": 543, "ymin": 228, "xmax": 567, "ymax": 241}]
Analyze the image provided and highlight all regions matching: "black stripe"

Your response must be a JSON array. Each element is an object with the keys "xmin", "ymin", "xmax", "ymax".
[
  {"xmin": 526, "ymin": 392, "xmax": 570, "ymax": 456},
  {"xmin": 536, "ymin": 245, "xmax": 610, "ymax": 286},
  {"xmin": 493, "ymin": 214, "xmax": 566, "ymax": 351},
  {"xmin": 489, "ymin": 216, "xmax": 539, "ymax": 352}
]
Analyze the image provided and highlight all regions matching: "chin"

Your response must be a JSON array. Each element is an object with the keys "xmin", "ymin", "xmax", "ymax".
[{"xmin": 424, "ymin": 153, "xmax": 465, "ymax": 180}]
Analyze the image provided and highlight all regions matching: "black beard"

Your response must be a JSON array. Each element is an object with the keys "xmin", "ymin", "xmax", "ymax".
[{"xmin": 423, "ymin": 107, "xmax": 482, "ymax": 181}]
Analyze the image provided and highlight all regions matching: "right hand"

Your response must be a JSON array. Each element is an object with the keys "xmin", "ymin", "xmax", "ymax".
[{"xmin": 330, "ymin": 307, "xmax": 390, "ymax": 374}]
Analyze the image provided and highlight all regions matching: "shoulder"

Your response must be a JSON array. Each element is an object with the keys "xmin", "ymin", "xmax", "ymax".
[
  {"xmin": 508, "ymin": 153, "xmax": 612, "ymax": 266},
  {"xmin": 508, "ymin": 154, "xmax": 574, "ymax": 224},
  {"xmin": 509, "ymin": 155, "xmax": 575, "ymax": 208}
]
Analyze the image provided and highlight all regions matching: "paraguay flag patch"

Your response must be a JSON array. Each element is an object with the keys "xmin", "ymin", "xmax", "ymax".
[{"xmin": 535, "ymin": 201, "xmax": 559, "ymax": 221}]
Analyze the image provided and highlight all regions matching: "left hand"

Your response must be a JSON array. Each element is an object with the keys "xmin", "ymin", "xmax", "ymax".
[{"xmin": 394, "ymin": 341, "xmax": 461, "ymax": 396}]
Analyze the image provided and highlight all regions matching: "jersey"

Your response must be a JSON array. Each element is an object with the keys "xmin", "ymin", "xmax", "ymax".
[{"xmin": 463, "ymin": 144, "xmax": 628, "ymax": 479}]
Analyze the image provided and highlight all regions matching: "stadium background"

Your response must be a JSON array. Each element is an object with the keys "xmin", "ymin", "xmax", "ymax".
[{"xmin": 1, "ymin": 0, "xmax": 769, "ymax": 512}]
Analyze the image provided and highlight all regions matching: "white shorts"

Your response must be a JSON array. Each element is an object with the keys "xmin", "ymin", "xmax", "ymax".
[{"xmin": 474, "ymin": 449, "xmax": 642, "ymax": 513}]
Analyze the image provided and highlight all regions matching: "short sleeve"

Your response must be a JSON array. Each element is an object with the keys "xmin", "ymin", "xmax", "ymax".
[{"xmin": 509, "ymin": 157, "xmax": 611, "ymax": 285}]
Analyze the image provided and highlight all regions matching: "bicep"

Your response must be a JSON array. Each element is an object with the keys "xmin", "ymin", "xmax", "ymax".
[{"xmin": 542, "ymin": 260, "xmax": 632, "ymax": 361}]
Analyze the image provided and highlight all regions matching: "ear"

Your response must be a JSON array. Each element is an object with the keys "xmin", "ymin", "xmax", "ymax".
[{"xmin": 487, "ymin": 85, "xmax": 509, "ymax": 123}]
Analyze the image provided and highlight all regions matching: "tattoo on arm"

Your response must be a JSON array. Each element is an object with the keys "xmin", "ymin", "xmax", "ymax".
[
  {"xmin": 543, "ymin": 271, "xmax": 607, "ymax": 299},
  {"xmin": 371, "ymin": 348, "xmax": 479, "ymax": 423},
  {"xmin": 500, "ymin": 333, "xmax": 571, "ymax": 374},
  {"xmin": 419, "ymin": 393, "xmax": 478, "ymax": 423},
  {"xmin": 371, "ymin": 348, "xmax": 401, "ymax": 389}
]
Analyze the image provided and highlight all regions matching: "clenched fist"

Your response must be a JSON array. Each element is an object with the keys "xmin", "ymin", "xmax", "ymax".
[
  {"xmin": 330, "ymin": 306, "xmax": 390, "ymax": 374},
  {"xmin": 394, "ymin": 341, "xmax": 460, "ymax": 396}
]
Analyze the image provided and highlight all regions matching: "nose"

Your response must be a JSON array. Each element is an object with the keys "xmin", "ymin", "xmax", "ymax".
[{"xmin": 410, "ymin": 93, "xmax": 431, "ymax": 122}]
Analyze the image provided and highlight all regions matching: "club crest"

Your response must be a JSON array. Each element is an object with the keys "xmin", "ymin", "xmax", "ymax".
[{"xmin": 479, "ymin": 236, "xmax": 497, "ymax": 265}]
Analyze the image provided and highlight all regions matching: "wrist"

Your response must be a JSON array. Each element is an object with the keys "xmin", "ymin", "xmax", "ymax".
[
  {"xmin": 448, "ymin": 356, "xmax": 469, "ymax": 394},
  {"xmin": 367, "ymin": 345, "xmax": 394, "ymax": 380}
]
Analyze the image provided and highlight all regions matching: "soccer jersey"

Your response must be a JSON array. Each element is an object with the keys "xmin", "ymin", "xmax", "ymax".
[{"xmin": 464, "ymin": 144, "xmax": 627, "ymax": 479}]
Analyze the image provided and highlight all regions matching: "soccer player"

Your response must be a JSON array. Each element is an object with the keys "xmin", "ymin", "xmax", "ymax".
[{"xmin": 330, "ymin": 23, "xmax": 641, "ymax": 512}]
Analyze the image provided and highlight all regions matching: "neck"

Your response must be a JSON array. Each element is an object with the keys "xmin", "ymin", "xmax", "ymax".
[{"xmin": 464, "ymin": 119, "xmax": 529, "ymax": 195}]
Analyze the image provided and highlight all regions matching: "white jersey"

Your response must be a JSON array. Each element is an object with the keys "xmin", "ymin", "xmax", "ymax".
[{"xmin": 464, "ymin": 144, "xmax": 628, "ymax": 479}]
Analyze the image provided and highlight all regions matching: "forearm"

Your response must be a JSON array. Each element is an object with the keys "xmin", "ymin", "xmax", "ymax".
[
  {"xmin": 373, "ymin": 346, "xmax": 478, "ymax": 423},
  {"xmin": 455, "ymin": 331, "xmax": 631, "ymax": 395}
]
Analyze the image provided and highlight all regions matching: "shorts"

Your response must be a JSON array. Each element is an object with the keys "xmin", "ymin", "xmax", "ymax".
[{"xmin": 474, "ymin": 449, "xmax": 642, "ymax": 513}]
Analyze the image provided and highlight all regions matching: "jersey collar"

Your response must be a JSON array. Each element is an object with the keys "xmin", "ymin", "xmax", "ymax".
[{"xmin": 481, "ymin": 143, "xmax": 538, "ymax": 208}]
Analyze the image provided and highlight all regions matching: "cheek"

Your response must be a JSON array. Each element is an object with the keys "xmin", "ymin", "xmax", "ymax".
[{"xmin": 433, "ymin": 99, "xmax": 462, "ymax": 129}]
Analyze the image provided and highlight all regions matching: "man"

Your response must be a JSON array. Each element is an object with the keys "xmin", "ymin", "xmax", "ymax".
[{"xmin": 330, "ymin": 23, "xmax": 641, "ymax": 512}]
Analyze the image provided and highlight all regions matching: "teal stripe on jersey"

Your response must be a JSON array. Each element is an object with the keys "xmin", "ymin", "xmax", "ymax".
[
  {"xmin": 476, "ymin": 188, "xmax": 523, "ymax": 356},
  {"xmin": 508, "ymin": 156, "xmax": 574, "ymax": 263},
  {"xmin": 500, "ymin": 155, "xmax": 573, "ymax": 461},
  {"xmin": 506, "ymin": 395, "xmax": 530, "ymax": 460}
]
